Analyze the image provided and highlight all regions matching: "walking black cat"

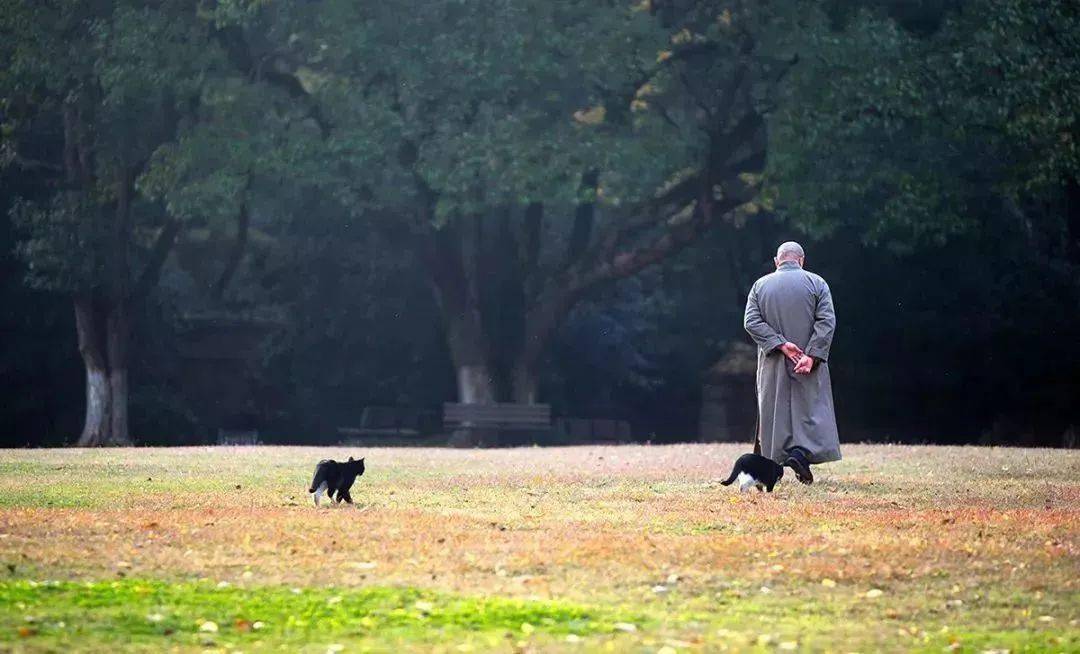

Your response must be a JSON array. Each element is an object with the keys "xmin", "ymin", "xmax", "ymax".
[
  {"xmin": 720, "ymin": 453, "xmax": 784, "ymax": 492},
  {"xmin": 308, "ymin": 456, "xmax": 365, "ymax": 506}
]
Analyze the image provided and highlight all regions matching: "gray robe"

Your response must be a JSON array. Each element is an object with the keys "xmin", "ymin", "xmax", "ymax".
[{"xmin": 743, "ymin": 261, "xmax": 841, "ymax": 464}]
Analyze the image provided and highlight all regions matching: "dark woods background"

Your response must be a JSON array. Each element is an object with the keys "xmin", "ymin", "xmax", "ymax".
[{"xmin": 2, "ymin": 0, "xmax": 1078, "ymax": 448}]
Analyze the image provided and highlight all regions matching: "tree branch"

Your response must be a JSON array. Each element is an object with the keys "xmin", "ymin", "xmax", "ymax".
[
  {"xmin": 9, "ymin": 152, "xmax": 64, "ymax": 173},
  {"xmin": 518, "ymin": 201, "xmax": 543, "ymax": 296},
  {"xmin": 134, "ymin": 218, "xmax": 181, "ymax": 300},
  {"xmin": 586, "ymin": 171, "xmax": 704, "ymax": 268},
  {"xmin": 212, "ymin": 192, "xmax": 251, "ymax": 300},
  {"xmin": 578, "ymin": 193, "xmax": 742, "ymax": 291},
  {"xmin": 564, "ymin": 169, "xmax": 599, "ymax": 266},
  {"xmin": 212, "ymin": 26, "xmax": 332, "ymax": 137},
  {"xmin": 551, "ymin": 171, "xmax": 758, "ymax": 302}
]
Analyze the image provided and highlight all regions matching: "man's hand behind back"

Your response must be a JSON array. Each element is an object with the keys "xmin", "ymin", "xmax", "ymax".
[
  {"xmin": 779, "ymin": 342, "xmax": 804, "ymax": 365},
  {"xmin": 794, "ymin": 354, "xmax": 815, "ymax": 375}
]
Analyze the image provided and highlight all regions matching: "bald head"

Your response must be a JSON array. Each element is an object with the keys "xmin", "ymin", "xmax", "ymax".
[{"xmin": 775, "ymin": 241, "xmax": 805, "ymax": 268}]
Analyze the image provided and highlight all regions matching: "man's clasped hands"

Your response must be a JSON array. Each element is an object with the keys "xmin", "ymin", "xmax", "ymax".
[{"xmin": 779, "ymin": 342, "xmax": 816, "ymax": 375}]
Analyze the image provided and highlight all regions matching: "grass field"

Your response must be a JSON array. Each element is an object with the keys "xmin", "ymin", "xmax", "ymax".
[{"xmin": 0, "ymin": 444, "xmax": 1076, "ymax": 653}]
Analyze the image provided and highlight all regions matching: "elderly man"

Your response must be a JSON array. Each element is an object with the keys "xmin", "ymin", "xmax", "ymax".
[{"xmin": 743, "ymin": 241, "xmax": 840, "ymax": 484}]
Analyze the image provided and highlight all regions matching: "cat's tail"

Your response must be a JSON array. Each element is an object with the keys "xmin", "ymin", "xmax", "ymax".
[
  {"xmin": 308, "ymin": 467, "xmax": 325, "ymax": 494},
  {"xmin": 719, "ymin": 465, "xmax": 739, "ymax": 486}
]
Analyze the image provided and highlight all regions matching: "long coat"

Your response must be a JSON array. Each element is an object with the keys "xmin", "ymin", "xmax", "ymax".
[{"xmin": 743, "ymin": 261, "xmax": 841, "ymax": 464}]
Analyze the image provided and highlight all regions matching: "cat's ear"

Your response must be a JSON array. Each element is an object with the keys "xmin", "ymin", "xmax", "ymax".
[{"xmin": 360, "ymin": 458, "xmax": 364, "ymax": 462}]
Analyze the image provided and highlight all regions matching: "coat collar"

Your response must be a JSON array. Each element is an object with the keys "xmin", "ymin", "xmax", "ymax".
[{"xmin": 777, "ymin": 260, "xmax": 802, "ymax": 271}]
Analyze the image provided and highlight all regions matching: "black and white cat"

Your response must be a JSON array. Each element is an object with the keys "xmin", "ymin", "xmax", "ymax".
[
  {"xmin": 720, "ymin": 453, "xmax": 784, "ymax": 493},
  {"xmin": 308, "ymin": 456, "xmax": 365, "ymax": 506}
]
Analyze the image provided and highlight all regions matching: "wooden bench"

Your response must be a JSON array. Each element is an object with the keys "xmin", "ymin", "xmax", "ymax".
[
  {"xmin": 443, "ymin": 403, "xmax": 551, "ymax": 444},
  {"xmin": 217, "ymin": 429, "xmax": 260, "ymax": 445}
]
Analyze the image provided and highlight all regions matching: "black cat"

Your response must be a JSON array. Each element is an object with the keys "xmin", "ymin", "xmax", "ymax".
[
  {"xmin": 308, "ymin": 457, "xmax": 365, "ymax": 506},
  {"xmin": 720, "ymin": 453, "xmax": 784, "ymax": 492}
]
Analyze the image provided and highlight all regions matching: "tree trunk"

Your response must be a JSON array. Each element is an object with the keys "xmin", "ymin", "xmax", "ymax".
[
  {"xmin": 444, "ymin": 303, "xmax": 497, "ymax": 446},
  {"xmin": 73, "ymin": 294, "xmax": 132, "ymax": 446},
  {"xmin": 213, "ymin": 187, "xmax": 251, "ymax": 300},
  {"xmin": 511, "ymin": 362, "xmax": 538, "ymax": 404},
  {"xmin": 447, "ymin": 307, "xmax": 496, "ymax": 403},
  {"xmin": 106, "ymin": 299, "xmax": 130, "ymax": 444},
  {"xmin": 101, "ymin": 165, "xmax": 133, "ymax": 445},
  {"xmin": 420, "ymin": 214, "xmax": 500, "ymax": 404},
  {"xmin": 75, "ymin": 295, "xmax": 112, "ymax": 446},
  {"xmin": 504, "ymin": 285, "xmax": 582, "ymax": 404},
  {"xmin": 1065, "ymin": 175, "xmax": 1080, "ymax": 264},
  {"xmin": 457, "ymin": 364, "xmax": 496, "ymax": 404}
]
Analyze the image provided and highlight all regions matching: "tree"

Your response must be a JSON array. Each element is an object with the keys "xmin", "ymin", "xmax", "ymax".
[
  {"xmin": 217, "ymin": 0, "xmax": 794, "ymax": 406},
  {"xmin": 0, "ymin": 1, "xmax": 241, "ymax": 444},
  {"xmin": 768, "ymin": 0, "xmax": 1080, "ymax": 253},
  {"xmin": 766, "ymin": 0, "xmax": 1080, "ymax": 442}
]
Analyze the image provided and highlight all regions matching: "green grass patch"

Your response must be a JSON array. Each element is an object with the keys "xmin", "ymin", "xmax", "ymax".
[{"xmin": 0, "ymin": 579, "xmax": 645, "ymax": 652}]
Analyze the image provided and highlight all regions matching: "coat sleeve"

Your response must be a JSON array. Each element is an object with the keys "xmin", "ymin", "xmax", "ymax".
[
  {"xmin": 744, "ymin": 283, "xmax": 785, "ymax": 353},
  {"xmin": 805, "ymin": 280, "xmax": 836, "ymax": 362}
]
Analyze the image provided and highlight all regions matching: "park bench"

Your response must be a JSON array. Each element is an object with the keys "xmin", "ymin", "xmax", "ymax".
[
  {"xmin": 443, "ymin": 402, "xmax": 551, "ymax": 445},
  {"xmin": 217, "ymin": 428, "xmax": 260, "ymax": 445}
]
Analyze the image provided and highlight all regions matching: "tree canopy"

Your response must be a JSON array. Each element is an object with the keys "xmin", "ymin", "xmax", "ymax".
[{"xmin": 1, "ymin": 0, "xmax": 1077, "ymax": 447}]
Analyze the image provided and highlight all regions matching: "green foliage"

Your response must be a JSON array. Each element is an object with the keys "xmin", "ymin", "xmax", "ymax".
[
  {"xmin": 0, "ymin": 1, "xmax": 221, "ymax": 291},
  {"xmin": 768, "ymin": 0, "xmax": 1080, "ymax": 248},
  {"xmin": 137, "ymin": 73, "xmax": 318, "ymax": 231},
  {"xmin": 10, "ymin": 195, "xmax": 108, "ymax": 291},
  {"xmin": 249, "ymin": 0, "xmax": 785, "ymax": 225}
]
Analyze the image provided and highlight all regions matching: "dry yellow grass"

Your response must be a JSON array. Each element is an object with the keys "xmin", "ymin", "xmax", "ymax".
[{"xmin": 0, "ymin": 444, "xmax": 1077, "ymax": 652}]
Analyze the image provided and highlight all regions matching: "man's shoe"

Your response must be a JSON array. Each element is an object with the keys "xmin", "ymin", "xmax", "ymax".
[{"xmin": 784, "ymin": 452, "xmax": 814, "ymax": 485}]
